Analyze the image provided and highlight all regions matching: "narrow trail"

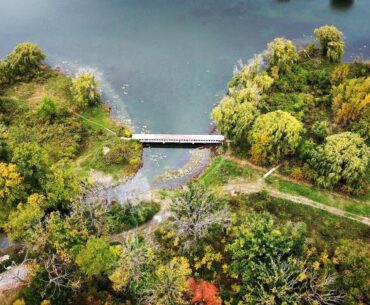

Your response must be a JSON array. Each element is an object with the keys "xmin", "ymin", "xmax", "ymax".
[{"xmin": 223, "ymin": 180, "xmax": 370, "ymax": 226}]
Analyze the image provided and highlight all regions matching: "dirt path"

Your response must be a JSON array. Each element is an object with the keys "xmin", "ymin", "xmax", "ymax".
[
  {"xmin": 0, "ymin": 265, "xmax": 28, "ymax": 293},
  {"xmin": 223, "ymin": 180, "xmax": 370, "ymax": 226}
]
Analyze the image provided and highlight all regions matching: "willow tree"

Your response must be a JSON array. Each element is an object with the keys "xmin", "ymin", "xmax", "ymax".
[
  {"xmin": 213, "ymin": 57, "xmax": 272, "ymax": 142},
  {"xmin": 2, "ymin": 42, "xmax": 45, "ymax": 82},
  {"xmin": 309, "ymin": 132, "xmax": 369, "ymax": 193},
  {"xmin": 212, "ymin": 95, "xmax": 259, "ymax": 142},
  {"xmin": 72, "ymin": 72, "xmax": 101, "ymax": 109},
  {"xmin": 248, "ymin": 110, "xmax": 304, "ymax": 164},
  {"xmin": 314, "ymin": 25, "xmax": 345, "ymax": 62},
  {"xmin": 266, "ymin": 37, "xmax": 298, "ymax": 74}
]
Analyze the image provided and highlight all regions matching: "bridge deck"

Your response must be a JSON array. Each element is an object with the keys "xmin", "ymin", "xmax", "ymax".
[{"xmin": 132, "ymin": 134, "xmax": 224, "ymax": 144}]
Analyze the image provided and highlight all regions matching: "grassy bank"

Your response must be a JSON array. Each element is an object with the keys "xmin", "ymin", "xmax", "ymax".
[
  {"xmin": 266, "ymin": 177, "xmax": 370, "ymax": 217},
  {"xmin": 1, "ymin": 67, "xmax": 142, "ymax": 182},
  {"xmin": 198, "ymin": 156, "xmax": 259, "ymax": 186}
]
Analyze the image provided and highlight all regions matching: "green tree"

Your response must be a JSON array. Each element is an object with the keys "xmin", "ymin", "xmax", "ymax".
[
  {"xmin": 314, "ymin": 25, "xmax": 345, "ymax": 62},
  {"xmin": 109, "ymin": 236, "xmax": 157, "ymax": 293},
  {"xmin": 2, "ymin": 42, "xmax": 45, "ymax": 82},
  {"xmin": 227, "ymin": 212, "xmax": 340, "ymax": 304},
  {"xmin": 5, "ymin": 194, "xmax": 46, "ymax": 243},
  {"xmin": 45, "ymin": 211, "xmax": 89, "ymax": 262},
  {"xmin": 249, "ymin": 110, "xmax": 304, "ymax": 164},
  {"xmin": 309, "ymin": 132, "xmax": 369, "ymax": 193},
  {"xmin": 211, "ymin": 95, "xmax": 259, "ymax": 141},
  {"xmin": 76, "ymin": 237, "xmax": 119, "ymax": 278},
  {"xmin": 42, "ymin": 162, "xmax": 80, "ymax": 209},
  {"xmin": 332, "ymin": 76, "xmax": 370, "ymax": 127},
  {"xmin": 38, "ymin": 96, "xmax": 58, "ymax": 122},
  {"xmin": 0, "ymin": 163, "xmax": 25, "ymax": 224},
  {"xmin": 335, "ymin": 239, "xmax": 370, "ymax": 305},
  {"xmin": 72, "ymin": 72, "xmax": 101, "ymax": 109},
  {"xmin": 266, "ymin": 38, "xmax": 298, "ymax": 74},
  {"xmin": 170, "ymin": 183, "xmax": 228, "ymax": 249},
  {"xmin": 143, "ymin": 257, "xmax": 192, "ymax": 305},
  {"xmin": 11, "ymin": 142, "xmax": 48, "ymax": 188}
]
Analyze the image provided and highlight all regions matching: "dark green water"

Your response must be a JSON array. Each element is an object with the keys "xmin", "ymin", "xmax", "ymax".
[{"xmin": 1, "ymin": 0, "xmax": 369, "ymax": 199}]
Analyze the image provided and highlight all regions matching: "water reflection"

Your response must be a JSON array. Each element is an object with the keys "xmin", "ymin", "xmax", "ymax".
[{"xmin": 331, "ymin": 0, "xmax": 354, "ymax": 10}]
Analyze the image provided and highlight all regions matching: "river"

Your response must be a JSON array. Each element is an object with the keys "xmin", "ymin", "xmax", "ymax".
[{"xmin": 1, "ymin": 0, "xmax": 370, "ymax": 203}]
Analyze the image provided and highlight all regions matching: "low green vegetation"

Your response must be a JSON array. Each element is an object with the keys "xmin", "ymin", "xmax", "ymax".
[{"xmin": 198, "ymin": 156, "xmax": 258, "ymax": 186}]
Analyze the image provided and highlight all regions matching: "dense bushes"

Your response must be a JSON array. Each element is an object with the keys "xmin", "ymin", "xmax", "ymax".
[{"xmin": 106, "ymin": 201, "xmax": 160, "ymax": 233}]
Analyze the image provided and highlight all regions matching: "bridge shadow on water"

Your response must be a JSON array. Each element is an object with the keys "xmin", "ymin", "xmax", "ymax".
[{"xmin": 142, "ymin": 143, "xmax": 217, "ymax": 149}]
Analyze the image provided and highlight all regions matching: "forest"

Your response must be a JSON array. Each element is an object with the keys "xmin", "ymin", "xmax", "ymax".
[{"xmin": 0, "ymin": 25, "xmax": 369, "ymax": 305}]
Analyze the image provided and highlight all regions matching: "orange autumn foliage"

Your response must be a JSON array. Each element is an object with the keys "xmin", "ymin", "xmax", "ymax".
[{"xmin": 188, "ymin": 278, "xmax": 221, "ymax": 305}]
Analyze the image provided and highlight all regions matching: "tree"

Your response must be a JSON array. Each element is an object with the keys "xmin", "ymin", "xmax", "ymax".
[
  {"xmin": 332, "ymin": 76, "xmax": 370, "ymax": 127},
  {"xmin": 72, "ymin": 72, "xmax": 101, "ymax": 109},
  {"xmin": 266, "ymin": 38, "xmax": 298, "ymax": 74},
  {"xmin": 2, "ymin": 42, "xmax": 45, "ymax": 82},
  {"xmin": 0, "ymin": 162, "xmax": 25, "ymax": 224},
  {"xmin": 309, "ymin": 132, "xmax": 369, "ymax": 193},
  {"xmin": 211, "ymin": 95, "xmax": 259, "ymax": 141},
  {"xmin": 11, "ymin": 142, "xmax": 48, "ymax": 188},
  {"xmin": 76, "ymin": 237, "xmax": 119, "ymax": 278},
  {"xmin": 38, "ymin": 96, "xmax": 59, "ymax": 123},
  {"xmin": 335, "ymin": 239, "xmax": 370, "ymax": 304},
  {"xmin": 42, "ymin": 162, "xmax": 80, "ymax": 209},
  {"xmin": 188, "ymin": 278, "xmax": 222, "ymax": 305},
  {"xmin": 143, "ymin": 257, "xmax": 192, "ymax": 305},
  {"xmin": 227, "ymin": 212, "xmax": 340, "ymax": 304},
  {"xmin": 314, "ymin": 25, "xmax": 345, "ymax": 62},
  {"xmin": 109, "ymin": 236, "xmax": 157, "ymax": 293},
  {"xmin": 170, "ymin": 183, "xmax": 229, "ymax": 248},
  {"xmin": 248, "ymin": 110, "xmax": 304, "ymax": 164},
  {"xmin": 5, "ymin": 194, "xmax": 46, "ymax": 243}
]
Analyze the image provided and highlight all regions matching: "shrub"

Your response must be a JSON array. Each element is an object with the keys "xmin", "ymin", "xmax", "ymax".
[
  {"xmin": 106, "ymin": 201, "xmax": 160, "ymax": 233},
  {"xmin": 312, "ymin": 120, "xmax": 330, "ymax": 142},
  {"xmin": 37, "ymin": 96, "xmax": 58, "ymax": 122}
]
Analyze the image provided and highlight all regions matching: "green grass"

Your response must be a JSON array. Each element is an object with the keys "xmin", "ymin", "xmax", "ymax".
[
  {"xmin": 266, "ymin": 177, "xmax": 370, "ymax": 217},
  {"xmin": 233, "ymin": 193, "xmax": 370, "ymax": 251},
  {"xmin": 80, "ymin": 106, "xmax": 122, "ymax": 134},
  {"xmin": 199, "ymin": 156, "xmax": 258, "ymax": 186}
]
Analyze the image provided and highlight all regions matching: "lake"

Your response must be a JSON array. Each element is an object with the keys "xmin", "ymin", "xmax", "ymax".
[{"xmin": 1, "ymin": 0, "xmax": 369, "ymax": 200}]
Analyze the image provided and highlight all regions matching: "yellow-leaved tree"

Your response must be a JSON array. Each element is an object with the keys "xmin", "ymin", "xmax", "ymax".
[
  {"xmin": 248, "ymin": 110, "xmax": 304, "ymax": 164},
  {"xmin": 332, "ymin": 76, "xmax": 370, "ymax": 127}
]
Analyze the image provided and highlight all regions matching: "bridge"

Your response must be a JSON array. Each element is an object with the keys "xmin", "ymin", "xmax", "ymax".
[{"xmin": 132, "ymin": 134, "xmax": 224, "ymax": 144}]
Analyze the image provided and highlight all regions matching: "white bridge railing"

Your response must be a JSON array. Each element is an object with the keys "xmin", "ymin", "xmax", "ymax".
[{"xmin": 132, "ymin": 134, "xmax": 224, "ymax": 144}]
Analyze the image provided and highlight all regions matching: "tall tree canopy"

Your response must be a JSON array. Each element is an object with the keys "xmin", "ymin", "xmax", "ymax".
[
  {"xmin": 266, "ymin": 37, "xmax": 298, "ymax": 74},
  {"xmin": 248, "ymin": 110, "xmax": 304, "ymax": 164},
  {"xmin": 1, "ymin": 42, "xmax": 45, "ymax": 84},
  {"xmin": 310, "ymin": 132, "xmax": 369, "ymax": 193},
  {"xmin": 314, "ymin": 25, "xmax": 345, "ymax": 62},
  {"xmin": 332, "ymin": 76, "xmax": 370, "ymax": 127}
]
